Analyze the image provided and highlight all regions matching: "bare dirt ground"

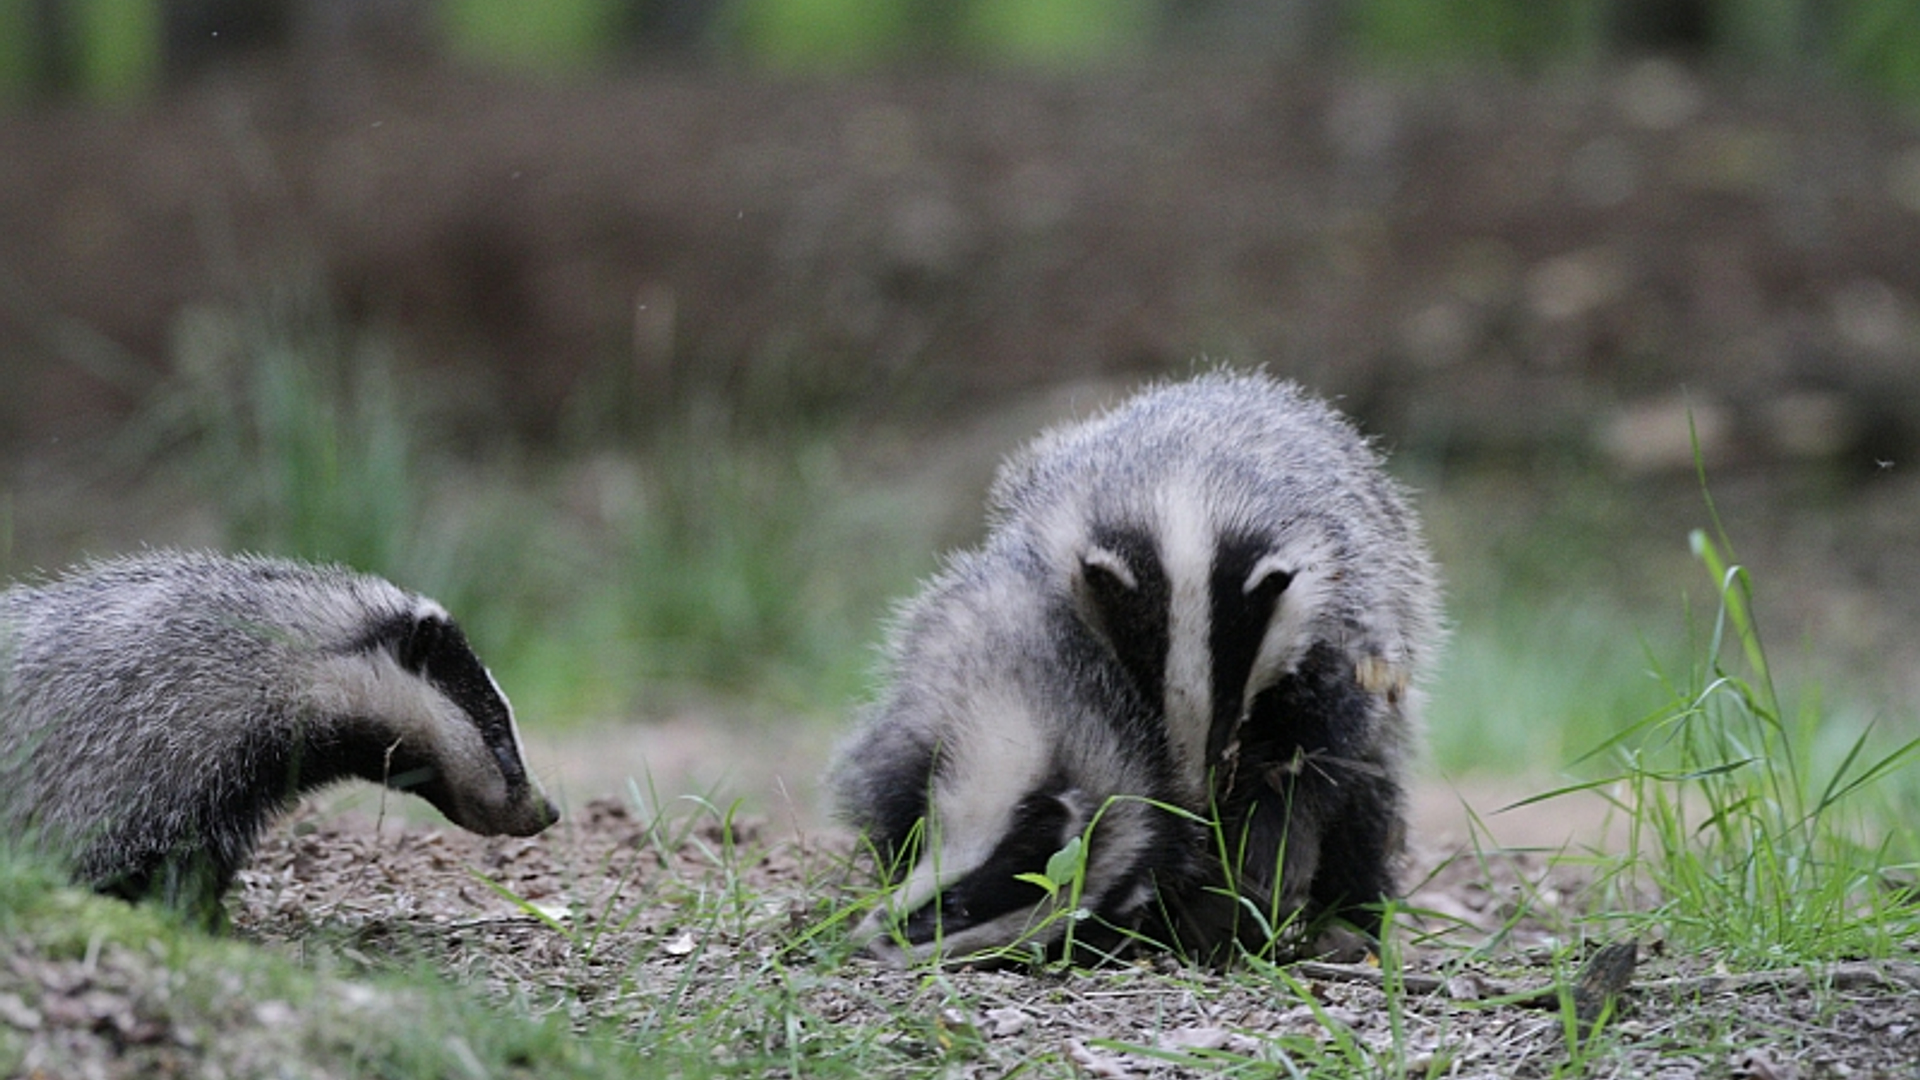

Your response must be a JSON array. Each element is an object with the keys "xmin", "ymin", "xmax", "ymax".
[{"xmin": 207, "ymin": 725, "xmax": 1920, "ymax": 1078}]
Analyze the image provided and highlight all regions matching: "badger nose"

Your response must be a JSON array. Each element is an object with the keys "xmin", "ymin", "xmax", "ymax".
[{"xmin": 506, "ymin": 789, "xmax": 561, "ymax": 836}]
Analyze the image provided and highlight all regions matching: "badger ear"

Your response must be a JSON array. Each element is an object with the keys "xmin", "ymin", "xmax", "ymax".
[
  {"xmin": 1075, "ymin": 544, "xmax": 1139, "ymax": 613},
  {"xmin": 367, "ymin": 610, "xmax": 444, "ymax": 674},
  {"xmin": 1071, "ymin": 544, "xmax": 1141, "ymax": 650},
  {"xmin": 1071, "ymin": 541, "xmax": 1167, "ymax": 706},
  {"xmin": 1079, "ymin": 544, "xmax": 1138, "ymax": 592},
  {"xmin": 1242, "ymin": 552, "xmax": 1295, "ymax": 601}
]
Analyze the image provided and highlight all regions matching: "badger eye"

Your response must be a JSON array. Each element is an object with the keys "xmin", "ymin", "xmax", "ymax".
[{"xmin": 489, "ymin": 740, "xmax": 528, "ymax": 786}]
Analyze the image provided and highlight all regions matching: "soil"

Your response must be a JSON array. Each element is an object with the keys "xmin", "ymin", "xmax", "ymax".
[{"xmin": 210, "ymin": 728, "xmax": 1920, "ymax": 1078}]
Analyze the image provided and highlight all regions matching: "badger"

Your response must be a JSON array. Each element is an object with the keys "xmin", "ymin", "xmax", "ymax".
[
  {"xmin": 830, "ymin": 371, "xmax": 1441, "ymax": 965},
  {"xmin": 0, "ymin": 550, "xmax": 558, "ymax": 924}
]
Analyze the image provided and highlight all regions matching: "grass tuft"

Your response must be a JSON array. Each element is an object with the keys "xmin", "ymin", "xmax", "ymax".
[{"xmin": 1530, "ymin": 528, "xmax": 1920, "ymax": 968}]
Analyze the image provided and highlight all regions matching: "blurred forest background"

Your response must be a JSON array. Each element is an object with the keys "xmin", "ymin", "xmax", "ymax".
[{"xmin": 3, "ymin": 0, "xmax": 1919, "ymax": 810}]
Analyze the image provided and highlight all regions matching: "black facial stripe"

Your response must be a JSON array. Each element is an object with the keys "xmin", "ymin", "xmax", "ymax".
[
  {"xmin": 1206, "ymin": 536, "xmax": 1292, "ymax": 767},
  {"xmin": 1077, "ymin": 526, "xmax": 1169, "ymax": 710},
  {"xmin": 902, "ymin": 772, "xmax": 1080, "ymax": 946},
  {"xmin": 356, "ymin": 611, "xmax": 528, "ymax": 788}
]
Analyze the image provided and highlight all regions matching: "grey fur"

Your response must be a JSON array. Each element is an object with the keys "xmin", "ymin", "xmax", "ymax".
[
  {"xmin": 0, "ymin": 550, "xmax": 558, "ymax": 922},
  {"xmin": 831, "ymin": 371, "xmax": 1442, "ymax": 964}
]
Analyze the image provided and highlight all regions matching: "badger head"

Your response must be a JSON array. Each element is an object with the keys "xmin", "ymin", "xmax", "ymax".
[
  {"xmin": 1052, "ymin": 481, "xmax": 1343, "ymax": 807},
  {"xmin": 310, "ymin": 602, "xmax": 558, "ymax": 838}
]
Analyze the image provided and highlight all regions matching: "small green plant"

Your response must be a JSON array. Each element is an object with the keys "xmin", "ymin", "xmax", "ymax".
[{"xmin": 1532, "ymin": 525, "xmax": 1920, "ymax": 967}]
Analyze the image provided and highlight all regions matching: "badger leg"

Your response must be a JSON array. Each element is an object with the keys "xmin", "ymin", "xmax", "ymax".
[
  {"xmin": 1302, "ymin": 767, "xmax": 1401, "ymax": 940},
  {"xmin": 1209, "ymin": 642, "xmax": 1404, "ymax": 953},
  {"xmin": 85, "ymin": 842, "xmax": 236, "ymax": 931},
  {"xmin": 1199, "ymin": 760, "xmax": 1394, "ymax": 956}
]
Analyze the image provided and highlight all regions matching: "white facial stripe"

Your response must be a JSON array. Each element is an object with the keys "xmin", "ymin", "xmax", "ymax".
[
  {"xmin": 856, "ymin": 683, "xmax": 1080, "ymax": 957},
  {"xmin": 879, "ymin": 684, "xmax": 1050, "ymax": 919},
  {"xmin": 398, "ymin": 599, "xmax": 547, "ymax": 810},
  {"xmin": 1157, "ymin": 482, "xmax": 1214, "ymax": 797},
  {"xmin": 480, "ymin": 664, "xmax": 535, "ymax": 775},
  {"xmin": 310, "ymin": 650, "xmax": 447, "ymax": 745},
  {"xmin": 858, "ymin": 793, "xmax": 1161, "ymax": 964},
  {"xmin": 306, "ymin": 650, "xmax": 511, "ymax": 825}
]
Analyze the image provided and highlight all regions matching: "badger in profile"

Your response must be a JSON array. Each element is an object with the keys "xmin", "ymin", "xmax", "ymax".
[
  {"xmin": 0, "ymin": 550, "xmax": 558, "ymax": 924},
  {"xmin": 831, "ymin": 371, "xmax": 1441, "ymax": 964}
]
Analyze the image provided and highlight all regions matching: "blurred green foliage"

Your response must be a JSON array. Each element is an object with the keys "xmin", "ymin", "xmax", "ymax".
[
  {"xmin": 72, "ymin": 0, "xmax": 161, "ymax": 100},
  {"xmin": 442, "ymin": 0, "xmax": 625, "ymax": 71},
  {"xmin": 137, "ymin": 279, "xmax": 939, "ymax": 726},
  {"xmin": 0, "ymin": 3, "xmax": 32, "ymax": 95},
  {"xmin": 0, "ymin": 0, "xmax": 161, "ymax": 101},
  {"xmin": 725, "ymin": 0, "xmax": 919, "ymax": 69},
  {"xmin": 5, "ymin": 0, "xmax": 1920, "ymax": 109},
  {"xmin": 957, "ymin": 0, "xmax": 1157, "ymax": 65},
  {"xmin": 1831, "ymin": 0, "xmax": 1920, "ymax": 103},
  {"xmin": 1347, "ymin": 0, "xmax": 1607, "ymax": 67}
]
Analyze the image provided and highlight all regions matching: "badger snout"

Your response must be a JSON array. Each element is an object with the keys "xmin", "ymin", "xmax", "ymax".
[
  {"xmin": 412, "ymin": 724, "xmax": 560, "ymax": 838},
  {"xmin": 451, "ymin": 779, "xmax": 559, "ymax": 837},
  {"xmin": 503, "ymin": 787, "xmax": 561, "ymax": 836}
]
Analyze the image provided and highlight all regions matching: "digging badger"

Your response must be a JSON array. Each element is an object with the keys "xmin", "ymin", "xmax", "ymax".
[
  {"xmin": 0, "ymin": 551, "xmax": 558, "ymax": 921},
  {"xmin": 832, "ymin": 371, "xmax": 1441, "ymax": 963}
]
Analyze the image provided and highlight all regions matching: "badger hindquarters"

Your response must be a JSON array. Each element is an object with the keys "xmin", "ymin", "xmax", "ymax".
[
  {"xmin": 0, "ymin": 550, "xmax": 559, "ymax": 924},
  {"xmin": 831, "ymin": 371, "xmax": 1442, "ymax": 964}
]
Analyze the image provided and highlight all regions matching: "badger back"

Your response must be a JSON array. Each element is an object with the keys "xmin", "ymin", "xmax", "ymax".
[{"xmin": 988, "ymin": 372, "xmax": 1441, "ymax": 805}]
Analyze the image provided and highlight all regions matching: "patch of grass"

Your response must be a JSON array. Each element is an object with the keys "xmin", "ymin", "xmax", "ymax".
[
  {"xmin": 442, "ymin": 0, "xmax": 624, "ymax": 72},
  {"xmin": 1531, "ymin": 527, "xmax": 1920, "ymax": 968},
  {"xmin": 457, "ymin": 788, "xmax": 925, "ymax": 1077},
  {"xmin": 1419, "ymin": 462, "xmax": 1694, "ymax": 779},
  {"xmin": 155, "ymin": 288, "xmax": 425, "ymax": 578},
  {"xmin": 605, "ymin": 404, "xmax": 938, "ymax": 710},
  {"xmin": 0, "ymin": 846, "xmax": 672, "ymax": 1080}
]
